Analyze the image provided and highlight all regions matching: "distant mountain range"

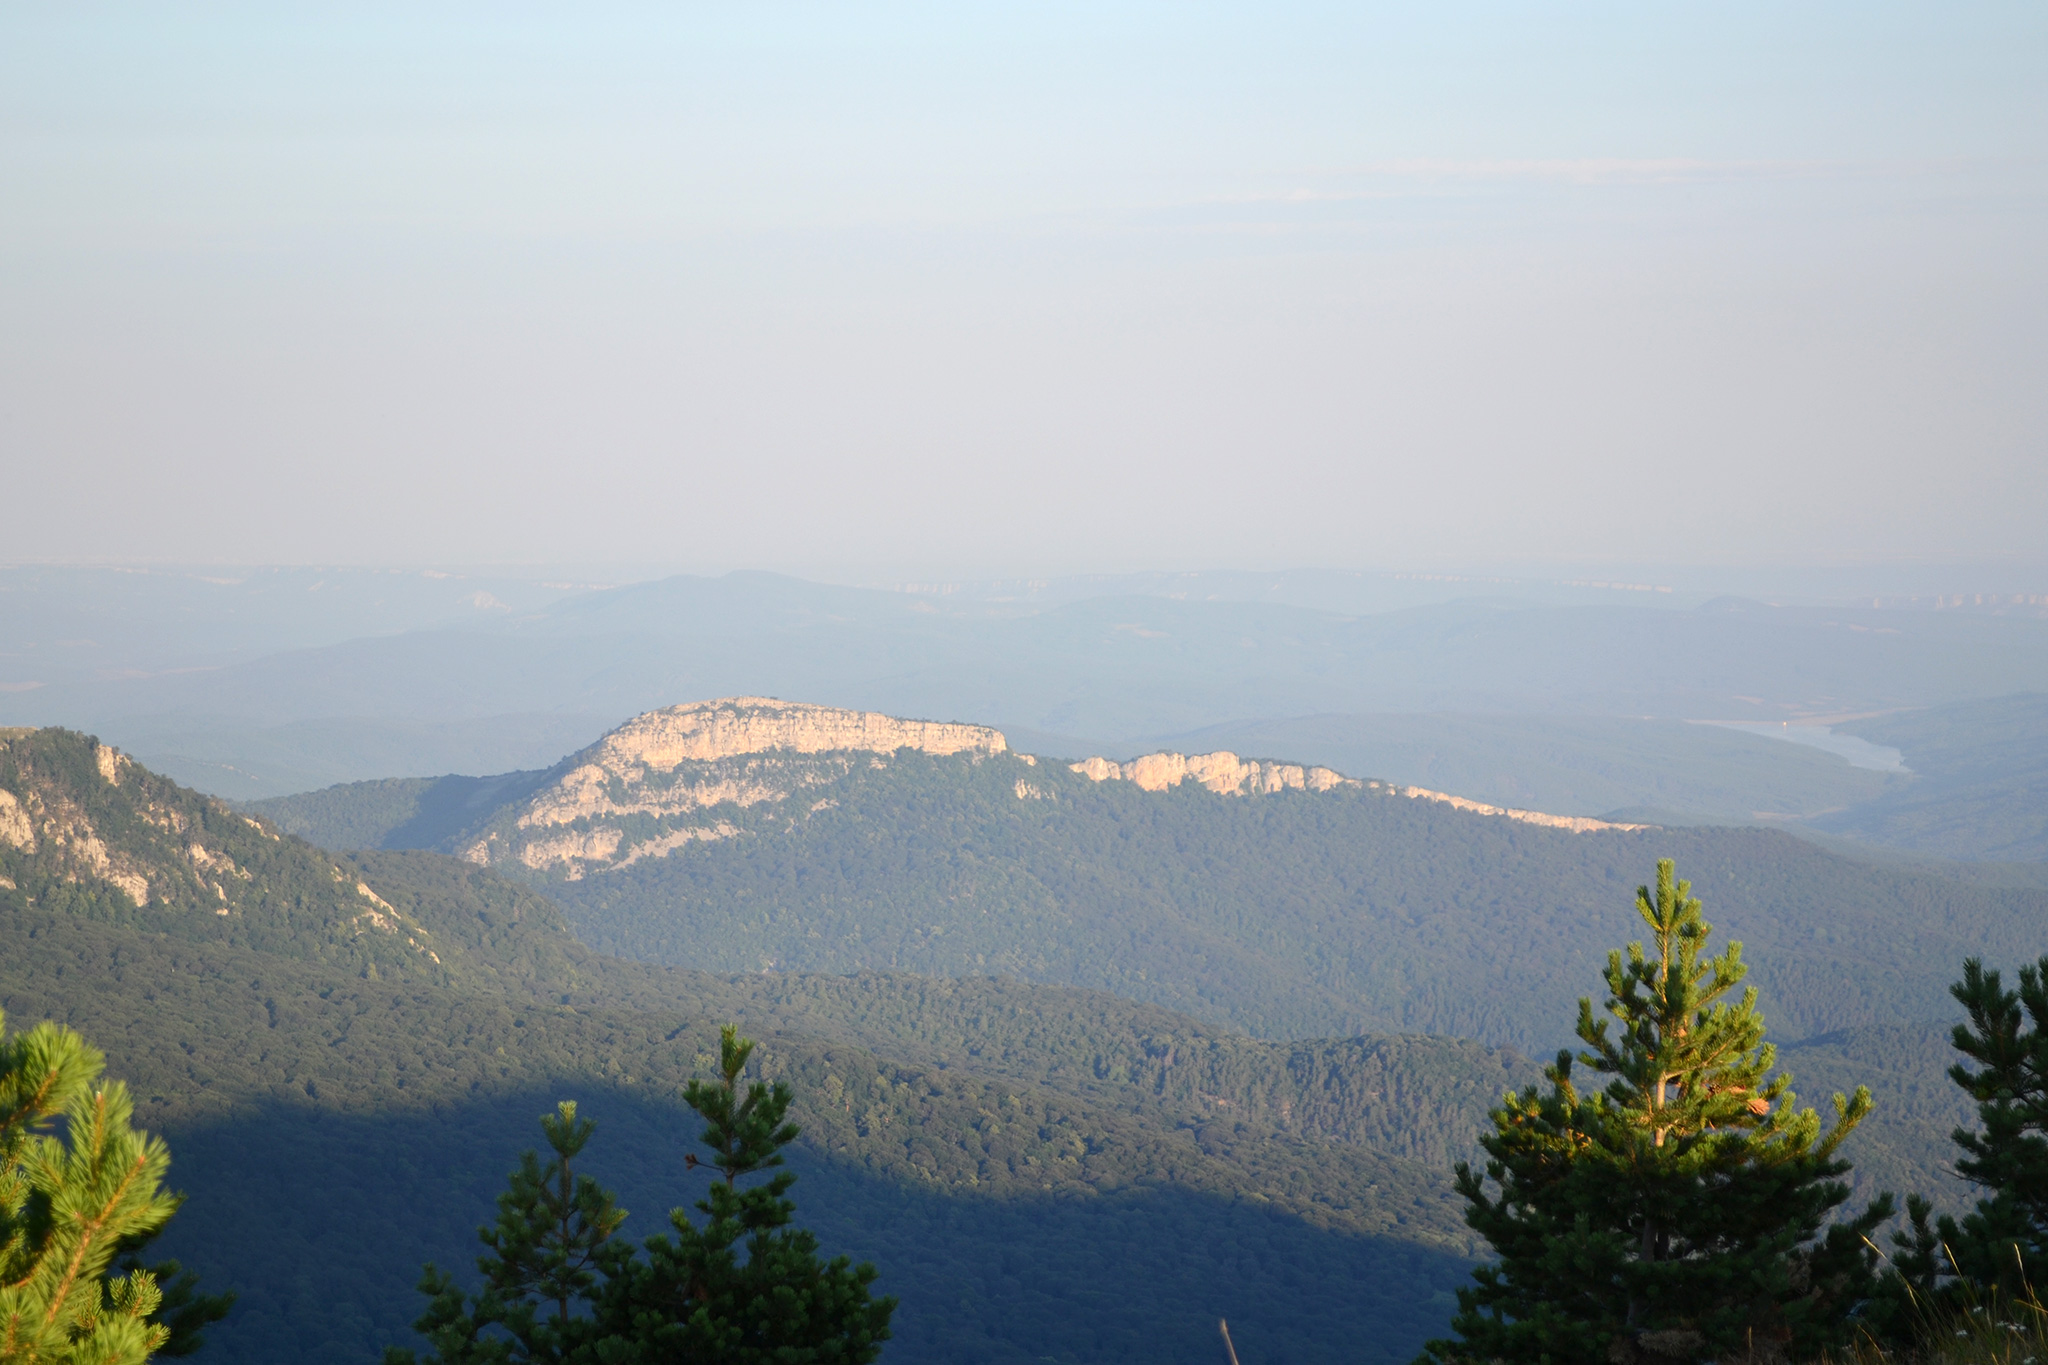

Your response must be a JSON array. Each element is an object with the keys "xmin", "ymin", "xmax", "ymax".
[{"xmin": 8, "ymin": 569, "xmax": 2046, "ymax": 847}]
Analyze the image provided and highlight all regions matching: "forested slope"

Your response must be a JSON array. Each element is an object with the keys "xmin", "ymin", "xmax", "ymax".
[
  {"xmin": 263, "ymin": 745, "xmax": 2046, "ymax": 1050},
  {"xmin": 8, "ymin": 904, "xmax": 1485, "ymax": 1365},
  {"xmin": 7, "ymin": 727, "xmax": 2013, "ymax": 1362},
  {"xmin": 0, "ymin": 730, "xmax": 1499, "ymax": 1364}
]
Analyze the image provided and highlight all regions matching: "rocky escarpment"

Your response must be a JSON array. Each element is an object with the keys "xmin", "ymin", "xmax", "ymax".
[
  {"xmin": 1069, "ymin": 749, "xmax": 1650, "ymax": 832},
  {"xmin": 462, "ymin": 697, "xmax": 1011, "ymax": 878},
  {"xmin": 564, "ymin": 695, "xmax": 1005, "ymax": 773},
  {"xmin": 1388, "ymin": 786, "xmax": 1650, "ymax": 834},
  {"xmin": 458, "ymin": 698, "xmax": 1647, "ymax": 881}
]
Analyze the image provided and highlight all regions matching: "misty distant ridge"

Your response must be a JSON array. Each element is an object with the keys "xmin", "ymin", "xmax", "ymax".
[
  {"xmin": 5, "ymin": 563, "xmax": 2044, "ymax": 682},
  {"xmin": 9, "ymin": 567, "xmax": 2044, "ymax": 729},
  {"xmin": 2, "ymin": 565, "xmax": 2043, "ymax": 861}
]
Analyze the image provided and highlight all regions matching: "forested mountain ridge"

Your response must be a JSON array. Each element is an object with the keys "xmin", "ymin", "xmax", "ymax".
[
  {"xmin": 0, "ymin": 728, "xmax": 1540, "ymax": 1167},
  {"xmin": 0, "ymin": 731, "xmax": 1535, "ymax": 1364},
  {"xmin": 341, "ymin": 848, "xmax": 1541, "ymax": 1167},
  {"xmin": 253, "ymin": 695, "xmax": 1644, "ymax": 876},
  {"xmin": 3, "ymin": 725, "xmax": 2011, "ymax": 1361},
  {"xmin": 255, "ymin": 706, "xmax": 2048, "ymax": 1052}
]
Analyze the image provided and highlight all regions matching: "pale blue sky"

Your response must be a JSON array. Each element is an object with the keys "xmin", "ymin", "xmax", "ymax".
[{"xmin": 4, "ymin": 3, "xmax": 2043, "ymax": 576}]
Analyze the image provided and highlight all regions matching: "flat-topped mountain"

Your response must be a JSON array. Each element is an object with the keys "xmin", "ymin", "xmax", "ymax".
[
  {"xmin": 460, "ymin": 697, "xmax": 1009, "ymax": 877},
  {"xmin": 321, "ymin": 697, "xmax": 1633, "ymax": 881},
  {"xmin": 2, "ymin": 721, "xmax": 1997, "ymax": 1362}
]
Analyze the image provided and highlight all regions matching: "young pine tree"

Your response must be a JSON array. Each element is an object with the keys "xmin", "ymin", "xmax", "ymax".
[
  {"xmin": 389, "ymin": 1026, "xmax": 894, "ymax": 1365},
  {"xmin": 0, "ymin": 1010, "xmax": 193, "ymax": 1365},
  {"xmin": 596, "ymin": 1025, "xmax": 895, "ymax": 1363},
  {"xmin": 387, "ymin": 1100, "xmax": 629, "ymax": 1365},
  {"xmin": 1886, "ymin": 955, "xmax": 2048, "ymax": 1307},
  {"xmin": 105, "ymin": 1233, "xmax": 235, "ymax": 1361},
  {"xmin": 1421, "ymin": 860, "xmax": 1891, "ymax": 1365}
]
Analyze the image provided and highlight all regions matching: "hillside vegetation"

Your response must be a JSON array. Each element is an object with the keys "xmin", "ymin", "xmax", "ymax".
[
  {"xmin": 258, "ymin": 733, "xmax": 2047, "ymax": 1052},
  {"xmin": 245, "ymin": 705, "xmax": 2017, "ymax": 1235},
  {"xmin": 7, "ymin": 725, "xmax": 2013, "ymax": 1363}
]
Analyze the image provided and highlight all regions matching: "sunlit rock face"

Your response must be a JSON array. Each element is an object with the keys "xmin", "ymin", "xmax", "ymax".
[
  {"xmin": 465, "ymin": 697, "xmax": 1009, "ymax": 878},
  {"xmin": 1067, "ymin": 748, "xmax": 1648, "ymax": 833},
  {"xmin": 1067, "ymin": 751, "xmax": 1353, "ymax": 796},
  {"xmin": 576, "ymin": 696, "xmax": 1007, "ymax": 774}
]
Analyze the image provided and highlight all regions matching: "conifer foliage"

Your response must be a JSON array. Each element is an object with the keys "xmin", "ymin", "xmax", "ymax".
[
  {"xmin": 1888, "ymin": 955, "xmax": 2048, "ymax": 1305},
  {"xmin": 0, "ymin": 1010, "xmax": 189, "ymax": 1364},
  {"xmin": 1422, "ymin": 860, "xmax": 1890, "ymax": 1365},
  {"xmin": 389, "ymin": 1025, "xmax": 894, "ymax": 1364},
  {"xmin": 392, "ymin": 1101, "xmax": 628, "ymax": 1363}
]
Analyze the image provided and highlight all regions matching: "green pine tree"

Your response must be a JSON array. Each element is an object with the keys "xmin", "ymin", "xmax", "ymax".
[
  {"xmin": 598, "ymin": 1025, "xmax": 896, "ymax": 1363},
  {"xmin": 1885, "ymin": 956, "xmax": 2048, "ymax": 1308},
  {"xmin": 0, "ymin": 1009, "xmax": 196, "ymax": 1364},
  {"xmin": 389, "ymin": 1025, "xmax": 894, "ymax": 1365},
  {"xmin": 388, "ymin": 1101, "xmax": 629, "ymax": 1365},
  {"xmin": 104, "ymin": 1238, "xmax": 234, "ymax": 1361},
  {"xmin": 1420, "ymin": 860, "xmax": 1891, "ymax": 1365}
]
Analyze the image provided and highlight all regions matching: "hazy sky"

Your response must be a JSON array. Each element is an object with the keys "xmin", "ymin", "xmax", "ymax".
[{"xmin": 4, "ymin": 3, "xmax": 2043, "ymax": 576}]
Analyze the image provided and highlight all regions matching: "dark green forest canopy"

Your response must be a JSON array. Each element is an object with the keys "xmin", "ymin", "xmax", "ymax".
[{"xmin": 0, "ymin": 895, "xmax": 1477, "ymax": 1365}]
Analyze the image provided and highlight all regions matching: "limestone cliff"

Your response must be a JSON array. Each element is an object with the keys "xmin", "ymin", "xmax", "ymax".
[
  {"xmin": 1069, "ymin": 749, "xmax": 1648, "ymax": 832},
  {"xmin": 0, "ymin": 741, "xmax": 180, "ymax": 908},
  {"xmin": 1067, "ymin": 751, "xmax": 1354, "ymax": 796},
  {"xmin": 574, "ymin": 696, "xmax": 1005, "ymax": 771},
  {"xmin": 463, "ymin": 697, "xmax": 1009, "ymax": 878},
  {"xmin": 461, "ymin": 698, "xmax": 1644, "ymax": 881},
  {"xmin": 1387, "ymin": 786, "xmax": 1650, "ymax": 834}
]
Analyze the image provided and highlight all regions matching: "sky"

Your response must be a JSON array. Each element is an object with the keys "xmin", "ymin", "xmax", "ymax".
[{"xmin": 4, "ymin": 3, "xmax": 2044, "ymax": 578}]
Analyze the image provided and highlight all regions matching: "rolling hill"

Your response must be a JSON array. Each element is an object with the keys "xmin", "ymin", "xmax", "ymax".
[{"xmin": 1818, "ymin": 694, "xmax": 2048, "ymax": 861}]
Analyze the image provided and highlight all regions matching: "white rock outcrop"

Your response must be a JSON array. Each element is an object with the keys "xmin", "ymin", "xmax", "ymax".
[
  {"xmin": 584, "ymin": 696, "xmax": 1004, "ymax": 771},
  {"xmin": 1070, "ymin": 749, "xmax": 1650, "ymax": 833},
  {"xmin": 1068, "ymin": 751, "xmax": 1354, "ymax": 796},
  {"xmin": 0, "ymin": 791, "xmax": 35, "ymax": 853},
  {"xmin": 515, "ymin": 697, "xmax": 1009, "ymax": 833},
  {"xmin": 472, "ymin": 698, "xmax": 1012, "ymax": 876},
  {"xmin": 1392, "ymin": 786, "xmax": 1649, "ymax": 834}
]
